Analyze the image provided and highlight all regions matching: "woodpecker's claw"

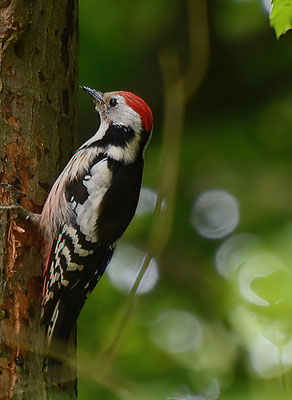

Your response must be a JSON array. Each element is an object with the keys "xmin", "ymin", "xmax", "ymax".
[
  {"xmin": 0, "ymin": 202, "xmax": 41, "ymax": 225},
  {"xmin": 0, "ymin": 183, "xmax": 41, "ymax": 224}
]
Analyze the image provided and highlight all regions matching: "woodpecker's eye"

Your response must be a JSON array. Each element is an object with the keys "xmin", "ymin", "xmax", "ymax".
[{"xmin": 109, "ymin": 98, "xmax": 118, "ymax": 107}]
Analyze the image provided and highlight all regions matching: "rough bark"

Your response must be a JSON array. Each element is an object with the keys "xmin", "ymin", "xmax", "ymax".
[{"xmin": 0, "ymin": 1, "xmax": 78, "ymax": 399}]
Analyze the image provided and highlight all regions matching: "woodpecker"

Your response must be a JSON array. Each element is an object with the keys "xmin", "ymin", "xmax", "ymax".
[{"xmin": 40, "ymin": 87, "xmax": 153, "ymax": 344}]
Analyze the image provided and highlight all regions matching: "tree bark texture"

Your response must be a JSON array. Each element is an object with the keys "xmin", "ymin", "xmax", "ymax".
[{"xmin": 0, "ymin": 1, "xmax": 78, "ymax": 399}]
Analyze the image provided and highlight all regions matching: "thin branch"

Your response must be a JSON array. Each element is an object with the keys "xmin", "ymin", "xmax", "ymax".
[{"xmin": 95, "ymin": 0, "xmax": 210, "ymax": 390}]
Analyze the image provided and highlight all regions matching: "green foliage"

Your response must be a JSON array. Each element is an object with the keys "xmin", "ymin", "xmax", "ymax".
[
  {"xmin": 270, "ymin": 0, "xmax": 292, "ymax": 38},
  {"xmin": 215, "ymin": 0, "xmax": 266, "ymax": 41},
  {"xmin": 78, "ymin": 1, "xmax": 292, "ymax": 399}
]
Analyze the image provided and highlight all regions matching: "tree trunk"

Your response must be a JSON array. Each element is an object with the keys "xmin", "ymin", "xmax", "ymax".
[{"xmin": 0, "ymin": 1, "xmax": 78, "ymax": 399}]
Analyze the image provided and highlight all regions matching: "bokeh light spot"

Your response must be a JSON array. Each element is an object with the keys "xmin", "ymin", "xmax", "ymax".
[
  {"xmin": 168, "ymin": 379, "xmax": 220, "ymax": 400},
  {"xmin": 237, "ymin": 253, "xmax": 284, "ymax": 306},
  {"xmin": 249, "ymin": 332, "xmax": 284, "ymax": 378},
  {"xmin": 168, "ymin": 396, "xmax": 204, "ymax": 400},
  {"xmin": 261, "ymin": 0, "xmax": 272, "ymax": 14},
  {"xmin": 215, "ymin": 233, "xmax": 259, "ymax": 280},
  {"xmin": 136, "ymin": 186, "xmax": 158, "ymax": 216},
  {"xmin": 106, "ymin": 241, "xmax": 159, "ymax": 294},
  {"xmin": 191, "ymin": 190, "xmax": 240, "ymax": 239},
  {"xmin": 150, "ymin": 309, "xmax": 202, "ymax": 354}
]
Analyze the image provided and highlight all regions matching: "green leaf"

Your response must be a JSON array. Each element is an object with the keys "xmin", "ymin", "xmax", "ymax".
[{"xmin": 270, "ymin": 0, "xmax": 292, "ymax": 39}]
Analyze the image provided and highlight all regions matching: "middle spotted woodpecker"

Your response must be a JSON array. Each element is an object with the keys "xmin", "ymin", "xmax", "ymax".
[{"xmin": 40, "ymin": 87, "xmax": 153, "ymax": 344}]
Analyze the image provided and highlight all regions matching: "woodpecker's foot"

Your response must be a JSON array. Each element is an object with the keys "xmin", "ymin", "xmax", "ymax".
[
  {"xmin": 0, "ymin": 183, "xmax": 41, "ymax": 225},
  {"xmin": 0, "ymin": 203, "xmax": 41, "ymax": 224},
  {"xmin": 0, "ymin": 201, "xmax": 40, "ymax": 223}
]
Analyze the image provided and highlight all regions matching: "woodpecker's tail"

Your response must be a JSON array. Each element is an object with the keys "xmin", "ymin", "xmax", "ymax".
[{"xmin": 44, "ymin": 328, "xmax": 77, "ymax": 393}]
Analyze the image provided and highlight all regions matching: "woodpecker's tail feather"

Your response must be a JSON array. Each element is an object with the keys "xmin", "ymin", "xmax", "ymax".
[{"xmin": 44, "ymin": 327, "xmax": 77, "ymax": 393}]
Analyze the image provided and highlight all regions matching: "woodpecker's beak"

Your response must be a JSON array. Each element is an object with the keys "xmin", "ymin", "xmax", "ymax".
[{"xmin": 80, "ymin": 86, "xmax": 105, "ymax": 105}]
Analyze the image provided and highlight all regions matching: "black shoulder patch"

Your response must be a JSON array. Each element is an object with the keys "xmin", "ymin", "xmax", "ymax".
[{"xmin": 65, "ymin": 153, "xmax": 107, "ymax": 205}]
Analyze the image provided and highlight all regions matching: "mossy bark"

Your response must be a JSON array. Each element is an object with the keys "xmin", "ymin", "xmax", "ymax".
[{"xmin": 0, "ymin": 1, "xmax": 78, "ymax": 399}]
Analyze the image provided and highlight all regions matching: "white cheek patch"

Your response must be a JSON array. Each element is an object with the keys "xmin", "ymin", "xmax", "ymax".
[{"xmin": 110, "ymin": 104, "xmax": 142, "ymax": 134}]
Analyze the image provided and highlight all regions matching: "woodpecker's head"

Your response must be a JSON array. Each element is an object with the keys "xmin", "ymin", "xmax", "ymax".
[
  {"xmin": 81, "ymin": 86, "xmax": 153, "ymax": 163},
  {"xmin": 81, "ymin": 86, "xmax": 153, "ymax": 135}
]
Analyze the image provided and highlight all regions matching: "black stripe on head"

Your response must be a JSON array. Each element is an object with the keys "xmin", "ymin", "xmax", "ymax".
[{"xmin": 90, "ymin": 124, "xmax": 136, "ymax": 149}]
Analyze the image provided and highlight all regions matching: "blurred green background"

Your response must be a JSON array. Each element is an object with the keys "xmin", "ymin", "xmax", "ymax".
[{"xmin": 77, "ymin": 1, "xmax": 292, "ymax": 399}]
